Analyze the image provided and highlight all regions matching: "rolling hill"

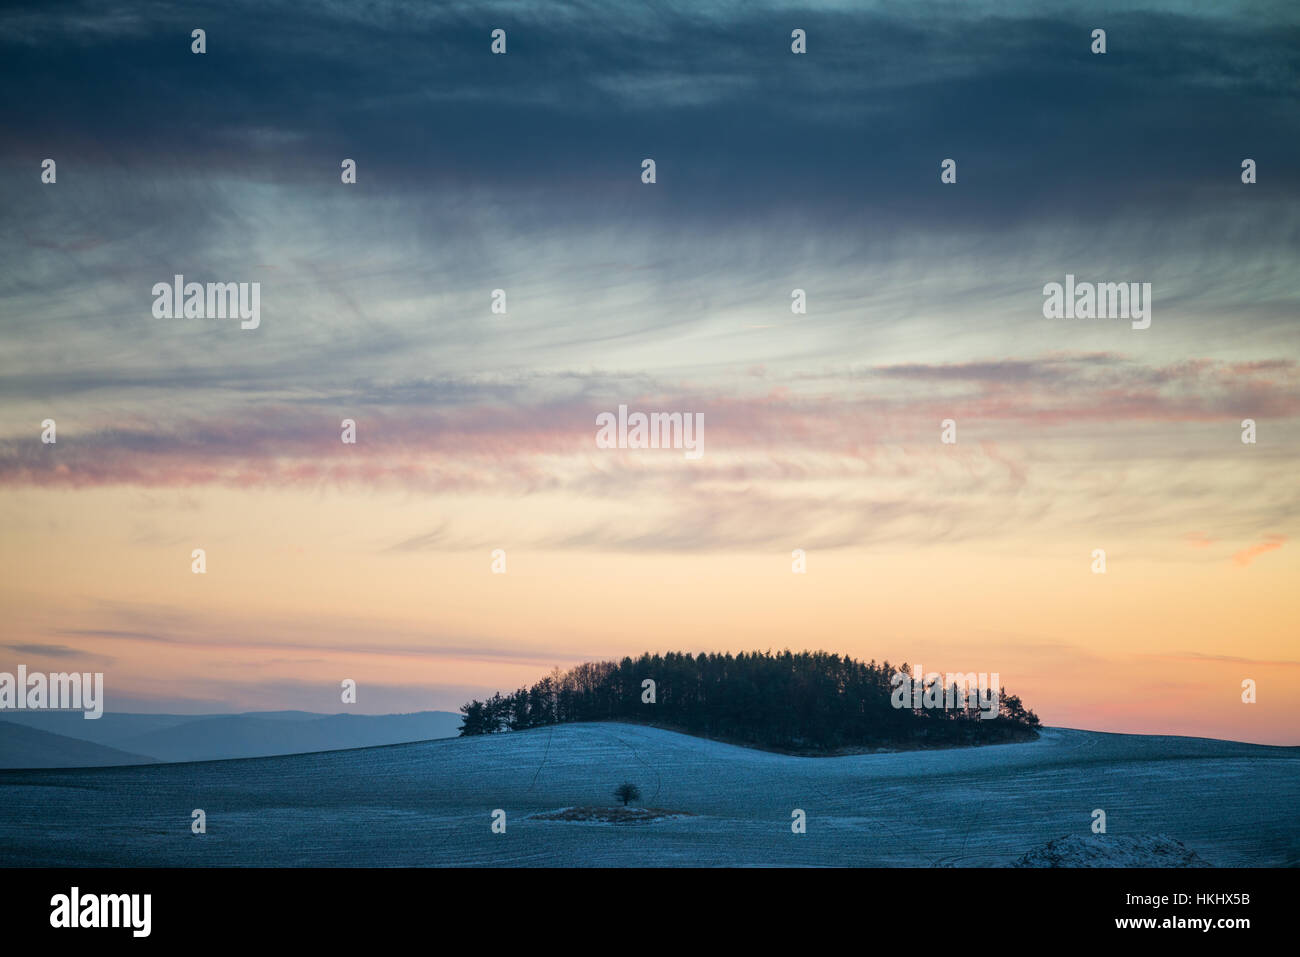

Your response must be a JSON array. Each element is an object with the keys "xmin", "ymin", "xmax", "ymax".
[{"xmin": 0, "ymin": 722, "xmax": 1296, "ymax": 866}]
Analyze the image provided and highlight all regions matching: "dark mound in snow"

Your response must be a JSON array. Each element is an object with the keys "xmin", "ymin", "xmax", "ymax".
[
  {"xmin": 529, "ymin": 806, "xmax": 693, "ymax": 824},
  {"xmin": 1013, "ymin": 834, "xmax": 1211, "ymax": 867}
]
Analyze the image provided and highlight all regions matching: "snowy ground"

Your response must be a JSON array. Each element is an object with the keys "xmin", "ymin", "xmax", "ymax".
[{"xmin": 0, "ymin": 723, "xmax": 1295, "ymax": 866}]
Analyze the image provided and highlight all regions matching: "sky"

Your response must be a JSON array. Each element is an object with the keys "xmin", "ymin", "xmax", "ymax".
[{"xmin": 0, "ymin": 0, "xmax": 1297, "ymax": 743}]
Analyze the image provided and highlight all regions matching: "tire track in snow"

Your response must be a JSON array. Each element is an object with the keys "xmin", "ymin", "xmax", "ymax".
[
  {"xmin": 523, "ymin": 724, "xmax": 555, "ymax": 793},
  {"xmin": 596, "ymin": 726, "xmax": 662, "ymax": 804}
]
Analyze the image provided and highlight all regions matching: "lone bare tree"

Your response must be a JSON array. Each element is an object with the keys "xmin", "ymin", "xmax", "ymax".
[{"xmin": 614, "ymin": 782, "xmax": 641, "ymax": 806}]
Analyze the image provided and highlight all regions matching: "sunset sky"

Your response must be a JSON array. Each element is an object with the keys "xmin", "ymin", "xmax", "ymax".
[{"xmin": 1, "ymin": 0, "xmax": 1297, "ymax": 744}]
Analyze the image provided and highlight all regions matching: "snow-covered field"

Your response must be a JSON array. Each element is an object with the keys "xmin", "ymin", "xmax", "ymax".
[{"xmin": 0, "ymin": 723, "xmax": 1295, "ymax": 866}]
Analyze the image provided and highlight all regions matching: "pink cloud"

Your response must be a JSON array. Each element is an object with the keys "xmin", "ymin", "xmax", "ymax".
[
  {"xmin": 1, "ymin": 354, "xmax": 1296, "ymax": 494},
  {"xmin": 1232, "ymin": 535, "xmax": 1287, "ymax": 567}
]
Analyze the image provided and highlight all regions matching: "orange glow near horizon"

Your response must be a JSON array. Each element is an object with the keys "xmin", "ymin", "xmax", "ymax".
[{"xmin": 1, "ymin": 479, "xmax": 1295, "ymax": 745}]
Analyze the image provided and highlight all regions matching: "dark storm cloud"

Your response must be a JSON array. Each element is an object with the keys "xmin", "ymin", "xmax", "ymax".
[{"xmin": 2, "ymin": 0, "xmax": 1297, "ymax": 230}]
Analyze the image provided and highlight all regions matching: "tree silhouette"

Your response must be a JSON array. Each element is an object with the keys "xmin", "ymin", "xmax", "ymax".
[
  {"xmin": 458, "ymin": 649, "xmax": 1040, "ymax": 750},
  {"xmin": 614, "ymin": 782, "xmax": 641, "ymax": 806}
]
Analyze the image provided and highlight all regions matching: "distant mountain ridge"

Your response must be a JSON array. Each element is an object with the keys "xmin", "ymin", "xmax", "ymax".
[
  {"xmin": 0, "ymin": 710, "xmax": 462, "ymax": 768},
  {"xmin": 0, "ymin": 721, "xmax": 158, "ymax": 769}
]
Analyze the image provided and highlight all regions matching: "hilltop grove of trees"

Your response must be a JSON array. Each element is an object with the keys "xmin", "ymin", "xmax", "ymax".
[{"xmin": 458, "ymin": 650, "xmax": 1040, "ymax": 752}]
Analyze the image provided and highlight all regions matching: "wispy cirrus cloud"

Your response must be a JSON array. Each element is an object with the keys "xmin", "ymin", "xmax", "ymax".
[{"xmin": 2, "ymin": 642, "xmax": 108, "ymax": 659}]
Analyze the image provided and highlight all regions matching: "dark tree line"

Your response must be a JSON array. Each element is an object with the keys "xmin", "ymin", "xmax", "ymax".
[{"xmin": 459, "ymin": 650, "xmax": 1040, "ymax": 751}]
